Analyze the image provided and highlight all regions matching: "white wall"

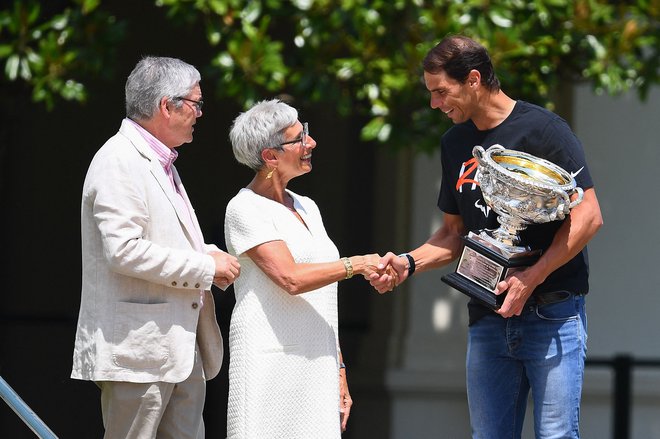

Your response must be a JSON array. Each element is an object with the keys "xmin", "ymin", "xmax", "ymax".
[
  {"xmin": 387, "ymin": 85, "xmax": 660, "ymax": 438},
  {"xmin": 574, "ymin": 84, "xmax": 660, "ymax": 439},
  {"xmin": 573, "ymin": 84, "xmax": 660, "ymax": 358}
]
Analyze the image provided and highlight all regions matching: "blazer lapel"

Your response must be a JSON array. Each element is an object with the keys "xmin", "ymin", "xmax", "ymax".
[
  {"xmin": 119, "ymin": 120, "xmax": 202, "ymax": 250},
  {"xmin": 149, "ymin": 163, "xmax": 203, "ymax": 251},
  {"xmin": 171, "ymin": 167, "xmax": 205, "ymax": 248}
]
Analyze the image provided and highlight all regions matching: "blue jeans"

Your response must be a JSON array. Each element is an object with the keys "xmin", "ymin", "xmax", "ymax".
[{"xmin": 466, "ymin": 294, "xmax": 587, "ymax": 439}]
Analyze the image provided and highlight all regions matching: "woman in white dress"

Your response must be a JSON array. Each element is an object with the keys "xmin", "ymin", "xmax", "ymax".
[{"xmin": 224, "ymin": 99, "xmax": 382, "ymax": 438}]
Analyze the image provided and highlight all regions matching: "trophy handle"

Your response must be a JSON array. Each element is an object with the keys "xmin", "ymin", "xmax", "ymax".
[
  {"xmin": 473, "ymin": 144, "xmax": 506, "ymax": 166},
  {"xmin": 554, "ymin": 186, "xmax": 584, "ymax": 219},
  {"xmin": 568, "ymin": 187, "xmax": 584, "ymax": 209},
  {"xmin": 473, "ymin": 145, "xmax": 486, "ymax": 165}
]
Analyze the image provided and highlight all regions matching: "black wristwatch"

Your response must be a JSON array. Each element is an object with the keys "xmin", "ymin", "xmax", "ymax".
[{"xmin": 398, "ymin": 253, "xmax": 415, "ymax": 277}]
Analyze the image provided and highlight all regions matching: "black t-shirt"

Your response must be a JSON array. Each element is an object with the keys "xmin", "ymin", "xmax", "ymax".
[{"xmin": 437, "ymin": 101, "xmax": 594, "ymax": 323}]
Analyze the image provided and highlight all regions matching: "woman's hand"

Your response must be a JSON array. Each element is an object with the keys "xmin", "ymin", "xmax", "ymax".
[
  {"xmin": 339, "ymin": 367, "xmax": 353, "ymax": 431},
  {"xmin": 354, "ymin": 253, "xmax": 381, "ymax": 278}
]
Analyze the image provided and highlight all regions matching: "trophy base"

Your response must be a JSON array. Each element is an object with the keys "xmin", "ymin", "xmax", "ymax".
[{"xmin": 441, "ymin": 232, "xmax": 541, "ymax": 309}]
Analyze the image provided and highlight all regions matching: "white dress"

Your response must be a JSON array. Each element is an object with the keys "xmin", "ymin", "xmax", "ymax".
[{"xmin": 224, "ymin": 188, "xmax": 342, "ymax": 439}]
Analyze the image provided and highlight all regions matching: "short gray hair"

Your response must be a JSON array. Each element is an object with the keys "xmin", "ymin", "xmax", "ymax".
[
  {"xmin": 125, "ymin": 56, "xmax": 201, "ymax": 120},
  {"xmin": 229, "ymin": 99, "xmax": 299, "ymax": 171}
]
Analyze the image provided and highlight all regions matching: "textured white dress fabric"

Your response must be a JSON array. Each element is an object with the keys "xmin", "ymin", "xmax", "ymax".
[{"xmin": 224, "ymin": 188, "xmax": 341, "ymax": 439}]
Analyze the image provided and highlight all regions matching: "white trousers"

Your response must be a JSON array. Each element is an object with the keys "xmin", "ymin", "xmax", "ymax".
[{"xmin": 98, "ymin": 345, "xmax": 206, "ymax": 439}]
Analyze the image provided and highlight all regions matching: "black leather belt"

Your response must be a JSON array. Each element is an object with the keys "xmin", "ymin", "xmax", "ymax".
[{"xmin": 529, "ymin": 291, "xmax": 573, "ymax": 306}]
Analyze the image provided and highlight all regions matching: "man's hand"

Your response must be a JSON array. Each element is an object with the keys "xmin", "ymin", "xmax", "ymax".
[
  {"xmin": 369, "ymin": 252, "xmax": 408, "ymax": 294},
  {"xmin": 209, "ymin": 251, "xmax": 240, "ymax": 288},
  {"xmin": 495, "ymin": 268, "xmax": 542, "ymax": 317}
]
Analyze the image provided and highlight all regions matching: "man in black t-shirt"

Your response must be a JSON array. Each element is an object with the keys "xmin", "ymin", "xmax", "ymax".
[{"xmin": 371, "ymin": 36, "xmax": 603, "ymax": 438}]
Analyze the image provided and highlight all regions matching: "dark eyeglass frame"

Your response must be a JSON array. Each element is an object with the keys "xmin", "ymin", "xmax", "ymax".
[
  {"xmin": 174, "ymin": 97, "xmax": 204, "ymax": 113},
  {"xmin": 274, "ymin": 122, "xmax": 308, "ymax": 150}
]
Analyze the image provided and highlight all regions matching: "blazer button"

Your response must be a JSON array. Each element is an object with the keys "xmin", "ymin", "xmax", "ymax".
[
  {"xmin": 192, "ymin": 302, "xmax": 199, "ymax": 309},
  {"xmin": 171, "ymin": 281, "xmax": 177, "ymax": 286},
  {"xmin": 195, "ymin": 283, "xmax": 200, "ymax": 288},
  {"xmin": 183, "ymin": 282, "xmax": 189, "ymax": 287}
]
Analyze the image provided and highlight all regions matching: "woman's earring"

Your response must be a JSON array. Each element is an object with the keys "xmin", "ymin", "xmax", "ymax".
[{"xmin": 266, "ymin": 168, "xmax": 274, "ymax": 179}]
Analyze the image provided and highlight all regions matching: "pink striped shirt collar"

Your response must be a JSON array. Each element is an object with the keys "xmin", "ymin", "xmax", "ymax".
[{"xmin": 126, "ymin": 118, "xmax": 178, "ymax": 172}]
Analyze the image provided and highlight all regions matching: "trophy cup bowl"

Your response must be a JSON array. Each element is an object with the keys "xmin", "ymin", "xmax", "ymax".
[{"xmin": 441, "ymin": 144, "xmax": 584, "ymax": 309}]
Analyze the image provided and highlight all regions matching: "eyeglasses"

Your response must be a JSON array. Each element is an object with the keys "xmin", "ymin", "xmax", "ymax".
[
  {"xmin": 276, "ymin": 122, "xmax": 308, "ymax": 149},
  {"xmin": 175, "ymin": 97, "xmax": 204, "ymax": 115}
]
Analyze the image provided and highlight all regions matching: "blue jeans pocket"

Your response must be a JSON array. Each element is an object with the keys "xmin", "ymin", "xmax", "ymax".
[{"xmin": 534, "ymin": 292, "xmax": 581, "ymax": 321}]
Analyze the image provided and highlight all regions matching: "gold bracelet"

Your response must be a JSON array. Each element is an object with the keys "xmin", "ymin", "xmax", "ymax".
[{"xmin": 341, "ymin": 257, "xmax": 353, "ymax": 279}]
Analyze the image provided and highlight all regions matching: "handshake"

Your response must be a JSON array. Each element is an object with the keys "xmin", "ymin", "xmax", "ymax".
[{"xmin": 352, "ymin": 252, "xmax": 415, "ymax": 294}]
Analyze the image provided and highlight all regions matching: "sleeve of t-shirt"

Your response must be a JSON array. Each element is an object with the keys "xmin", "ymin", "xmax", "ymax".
[
  {"xmin": 437, "ymin": 140, "xmax": 460, "ymax": 214},
  {"xmin": 534, "ymin": 116, "xmax": 594, "ymax": 190},
  {"xmin": 224, "ymin": 194, "xmax": 284, "ymax": 256}
]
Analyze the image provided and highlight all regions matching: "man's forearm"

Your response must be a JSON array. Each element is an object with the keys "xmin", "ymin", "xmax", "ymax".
[{"xmin": 527, "ymin": 188, "xmax": 603, "ymax": 285}]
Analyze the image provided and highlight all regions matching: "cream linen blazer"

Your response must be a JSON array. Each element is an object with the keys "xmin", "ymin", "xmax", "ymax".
[{"xmin": 71, "ymin": 119, "xmax": 223, "ymax": 383}]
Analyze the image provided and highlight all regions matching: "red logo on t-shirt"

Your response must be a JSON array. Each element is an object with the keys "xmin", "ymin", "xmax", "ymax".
[
  {"xmin": 456, "ymin": 157, "xmax": 480, "ymax": 192},
  {"xmin": 455, "ymin": 157, "xmax": 491, "ymax": 218}
]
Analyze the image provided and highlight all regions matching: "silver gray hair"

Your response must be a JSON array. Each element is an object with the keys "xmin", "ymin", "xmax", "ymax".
[
  {"xmin": 125, "ymin": 56, "xmax": 201, "ymax": 120},
  {"xmin": 229, "ymin": 99, "xmax": 299, "ymax": 171}
]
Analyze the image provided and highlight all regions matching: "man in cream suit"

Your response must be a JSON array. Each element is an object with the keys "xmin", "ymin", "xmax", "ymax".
[{"xmin": 71, "ymin": 56, "xmax": 240, "ymax": 439}]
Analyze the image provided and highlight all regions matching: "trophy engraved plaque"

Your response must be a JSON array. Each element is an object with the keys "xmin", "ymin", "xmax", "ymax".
[{"xmin": 441, "ymin": 144, "xmax": 584, "ymax": 309}]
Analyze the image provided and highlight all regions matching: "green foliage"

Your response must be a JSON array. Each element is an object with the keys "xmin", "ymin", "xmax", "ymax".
[
  {"xmin": 1, "ymin": 0, "xmax": 658, "ymax": 151},
  {"xmin": 0, "ymin": 0, "xmax": 126, "ymax": 109},
  {"xmin": 155, "ymin": 0, "xmax": 659, "ymax": 152}
]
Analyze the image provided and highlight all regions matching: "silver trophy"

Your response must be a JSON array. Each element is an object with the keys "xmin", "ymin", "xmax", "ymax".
[{"xmin": 441, "ymin": 144, "xmax": 584, "ymax": 309}]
